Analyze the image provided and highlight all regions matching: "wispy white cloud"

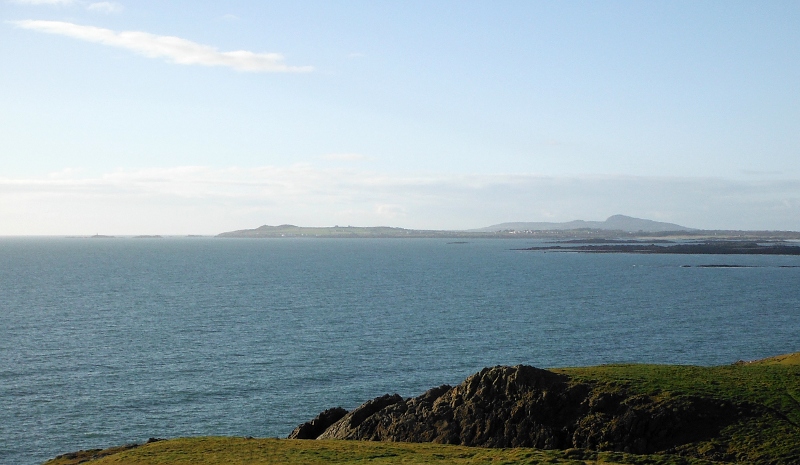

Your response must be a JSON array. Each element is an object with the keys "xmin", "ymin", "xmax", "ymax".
[
  {"xmin": 12, "ymin": 20, "xmax": 313, "ymax": 73},
  {"xmin": 1, "ymin": 167, "xmax": 799, "ymax": 235},
  {"xmin": 87, "ymin": 1, "xmax": 122, "ymax": 13},
  {"xmin": 11, "ymin": 0, "xmax": 123, "ymax": 12},
  {"xmin": 10, "ymin": 0, "xmax": 74, "ymax": 4}
]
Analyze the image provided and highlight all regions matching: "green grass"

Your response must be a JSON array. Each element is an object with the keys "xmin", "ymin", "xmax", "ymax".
[
  {"xmin": 43, "ymin": 437, "xmax": 718, "ymax": 465},
  {"xmin": 554, "ymin": 354, "xmax": 800, "ymax": 463},
  {"xmin": 556, "ymin": 362, "xmax": 800, "ymax": 424},
  {"xmin": 557, "ymin": 355, "xmax": 800, "ymax": 422}
]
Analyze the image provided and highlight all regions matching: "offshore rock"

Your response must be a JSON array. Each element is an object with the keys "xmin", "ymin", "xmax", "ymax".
[{"xmin": 292, "ymin": 365, "xmax": 768, "ymax": 460}]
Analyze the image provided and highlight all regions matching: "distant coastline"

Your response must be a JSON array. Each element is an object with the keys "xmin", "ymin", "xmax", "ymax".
[
  {"xmin": 216, "ymin": 224, "xmax": 800, "ymax": 243},
  {"xmin": 516, "ymin": 241, "xmax": 800, "ymax": 255}
]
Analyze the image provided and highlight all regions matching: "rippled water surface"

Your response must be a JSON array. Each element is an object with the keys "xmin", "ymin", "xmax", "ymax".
[{"xmin": 2, "ymin": 237, "xmax": 798, "ymax": 464}]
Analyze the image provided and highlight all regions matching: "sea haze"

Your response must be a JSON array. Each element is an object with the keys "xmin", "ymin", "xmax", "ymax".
[{"xmin": 1, "ymin": 238, "xmax": 798, "ymax": 465}]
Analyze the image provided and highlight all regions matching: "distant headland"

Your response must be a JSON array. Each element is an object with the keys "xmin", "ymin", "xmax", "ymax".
[
  {"xmin": 217, "ymin": 215, "xmax": 800, "ymax": 240},
  {"xmin": 470, "ymin": 214, "xmax": 695, "ymax": 233}
]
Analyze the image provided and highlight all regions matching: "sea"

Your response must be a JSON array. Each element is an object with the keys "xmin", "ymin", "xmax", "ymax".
[{"xmin": 1, "ymin": 237, "xmax": 798, "ymax": 465}]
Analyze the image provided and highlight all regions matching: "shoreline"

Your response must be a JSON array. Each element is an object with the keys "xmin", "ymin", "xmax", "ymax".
[{"xmin": 45, "ymin": 352, "xmax": 800, "ymax": 465}]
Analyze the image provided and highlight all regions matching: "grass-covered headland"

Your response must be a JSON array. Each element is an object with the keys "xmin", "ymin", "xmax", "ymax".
[{"xmin": 45, "ymin": 353, "xmax": 800, "ymax": 465}]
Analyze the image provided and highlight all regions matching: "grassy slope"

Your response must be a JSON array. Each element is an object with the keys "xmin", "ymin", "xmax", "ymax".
[
  {"xmin": 44, "ymin": 353, "xmax": 799, "ymax": 465},
  {"xmin": 554, "ymin": 355, "xmax": 800, "ymax": 463},
  {"xmin": 44, "ymin": 438, "xmax": 718, "ymax": 465}
]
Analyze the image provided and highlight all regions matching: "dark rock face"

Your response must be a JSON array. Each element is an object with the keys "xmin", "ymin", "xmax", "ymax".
[
  {"xmin": 292, "ymin": 365, "xmax": 764, "ymax": 458},
  {"xmin": 316, "ymin": 366, "xmax": 587, "ymax": 448},
  {"xmin": 288, "ymin": 407, "xmax": 348, "ymax": 439}
]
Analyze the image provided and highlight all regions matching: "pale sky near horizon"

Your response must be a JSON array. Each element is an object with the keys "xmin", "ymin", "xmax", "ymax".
[{"xmin": 1, "ymin": 1, "xmax": 799, "ymax": 234}]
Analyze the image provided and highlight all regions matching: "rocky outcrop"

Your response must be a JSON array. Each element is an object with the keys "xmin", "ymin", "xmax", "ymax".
[
  {"xmin": 288, "ymin": 407, "xmax": 348, "ymax": 439},
  {"xmin": 292, "ymin": 365, "xmax": 770, "ymax": 460}
]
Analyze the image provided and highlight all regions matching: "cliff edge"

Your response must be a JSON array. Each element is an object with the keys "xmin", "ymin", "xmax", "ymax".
[{"xmin": 290, "ymin": 357, "xmax": 800, "ymax": 464}]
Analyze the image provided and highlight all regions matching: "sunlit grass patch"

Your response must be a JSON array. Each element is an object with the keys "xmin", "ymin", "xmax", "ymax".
[{"xmin": 44, "ymin": 437, "xmax": 718, "ymax": 465}]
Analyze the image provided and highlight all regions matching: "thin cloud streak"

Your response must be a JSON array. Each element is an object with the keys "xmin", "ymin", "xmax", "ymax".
[
  {"xmin": 10, "ymin": 0, "xmax": 74, "ymax": 4},
  {"xmin": 12, "ymin": 0, "xmax": 123, "ymax": 13},
  {"xmin": 1, "ymin": 167, "xmax": 799, "ymax": 235},
  {"xmin": 12, "ymin": 20, "xmax": 313, "ymax": 73}
]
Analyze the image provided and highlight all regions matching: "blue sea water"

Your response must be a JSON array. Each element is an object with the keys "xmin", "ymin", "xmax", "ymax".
[{"xmin": 1, "ymin": 237, "xmax": 798, "ymax": 465}]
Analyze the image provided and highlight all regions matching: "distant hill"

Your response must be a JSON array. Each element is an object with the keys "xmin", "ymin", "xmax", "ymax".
[
  {"xmin": 472, "ymin": 214, "xmax": 694, "ymax": 233},
  {"xmin": 216, "ymin": 217, "xmax": 800, "ymax": 240}
]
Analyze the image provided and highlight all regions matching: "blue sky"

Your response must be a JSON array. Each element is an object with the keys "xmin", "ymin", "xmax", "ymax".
[{"xmin": 2, "ymin": 1, "xmax": 799, "ymax": 234}]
